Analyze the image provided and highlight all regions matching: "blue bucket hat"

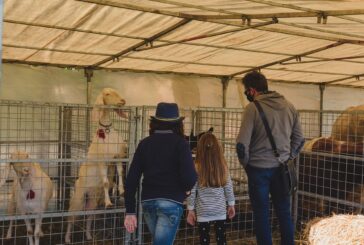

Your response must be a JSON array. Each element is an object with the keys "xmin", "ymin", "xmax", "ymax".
[{"xmin": 151, "ymin": 102, "xmax": 184, "ymax": 123}]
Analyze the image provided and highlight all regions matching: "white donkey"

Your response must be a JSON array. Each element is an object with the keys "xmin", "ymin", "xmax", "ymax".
[{"xmin": 65, "ymin": 88, "xmax": 127, "ymax": 243}]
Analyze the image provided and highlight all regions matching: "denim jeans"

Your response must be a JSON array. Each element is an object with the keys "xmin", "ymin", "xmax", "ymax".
[
  {"xmin": 246, "ymin": 165, "xmax": 294, "ymax": 245},
  {"xmin": 142, "ymin": 199, "xmax": 183, "ymax": 245}
]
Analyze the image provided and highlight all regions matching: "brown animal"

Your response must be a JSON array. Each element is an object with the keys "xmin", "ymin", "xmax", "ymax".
[
  {"xmin": 305, "ymin": 137, "xmax": 364, "ymax": 156},
  {"xmin": 302, "ymin": 137, "xmax": 364, "ymax": 216},
  {"xmin": 331, "ymin": 105, "xmax": 364, "ymax": 143}
]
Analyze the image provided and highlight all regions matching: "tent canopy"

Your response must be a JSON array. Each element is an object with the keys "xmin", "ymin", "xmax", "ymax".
[{"xmin": 3, "ymin": 0, "xmax": 364, "ymax": 87}]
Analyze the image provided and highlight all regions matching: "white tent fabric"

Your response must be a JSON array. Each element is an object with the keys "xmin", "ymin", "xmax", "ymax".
[{"xmin": 2, "ymin": 0, "xmax": 364, "ymax": 87}]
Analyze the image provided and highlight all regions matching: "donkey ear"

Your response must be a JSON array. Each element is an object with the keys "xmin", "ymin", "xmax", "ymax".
[
  {"xmin": 91, "ymin": 92, "xmax": 105, "ymax": 122},
  {"xmin": 208, "ymin": 127, "xmax": 214, "ymax": 132}
]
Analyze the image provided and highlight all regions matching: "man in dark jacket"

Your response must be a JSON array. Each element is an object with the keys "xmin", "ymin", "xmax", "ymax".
[{"xmin": 236, "ymin": 71, "xmax": 305, "ymax": 245}]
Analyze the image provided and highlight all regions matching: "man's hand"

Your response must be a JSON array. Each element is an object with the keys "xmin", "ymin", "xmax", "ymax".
[
  {"xmin": 124, "ymin": 214, "xmax": 137, "ymax": 233},
  {"xmin": 187, "ymin": 210, "xmax": 196, "ymax": 226},
  {"xmin": 228, "ymin": 206, "xmax": 236, "ymax": 220}
]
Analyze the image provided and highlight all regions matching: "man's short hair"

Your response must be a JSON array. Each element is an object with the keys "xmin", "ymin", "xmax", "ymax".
[{"xmin": 242, "ymin": 71, "xmax": 268, "ymax": 92}]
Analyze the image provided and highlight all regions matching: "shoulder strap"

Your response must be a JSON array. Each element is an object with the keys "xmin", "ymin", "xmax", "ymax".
[{"xmin": 253, "ymin": 101, "xmax": 280, "ymax": 158}]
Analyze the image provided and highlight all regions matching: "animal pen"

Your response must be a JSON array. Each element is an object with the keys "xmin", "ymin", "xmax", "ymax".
[
  {"xmin": 0, "ymin": 102, "xmax": 363, "ymax": 244},
  {"xmin": 1, "ymin": 0, "xmax": 364, "ymax": 244}
]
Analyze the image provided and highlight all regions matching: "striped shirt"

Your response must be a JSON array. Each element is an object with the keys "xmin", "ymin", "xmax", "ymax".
[{"xmin": 187, "ymin": 175, "xmax": 235, "ymax": 222}]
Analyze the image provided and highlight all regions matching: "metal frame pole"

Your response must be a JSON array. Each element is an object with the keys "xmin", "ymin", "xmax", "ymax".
[
  {"xmin": 0, "ymin": 0, "xmax": 3, "ymax": 82},
  {"xmin": 222, "ymin": 76, "xmax": 230, "ymax": 108},
  {"xmin": 222, "ymin": 77, "xmax": 229, "ymax": 148},
  {"xmin": 135, "ymin": 107, "xmax": 144, "ymax": 245},
  {"xmin": 84, "ymin": 68, "xmax": 93, "ymax": 147},
  {"xmin": 319, "ymin": 83, "xmax": 325, "ymax": 137},
  {"xmin": 85, "ymin": 68, "xmax": 94, "ymax": 105}
]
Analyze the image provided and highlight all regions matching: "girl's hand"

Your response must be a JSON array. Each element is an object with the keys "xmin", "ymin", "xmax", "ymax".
[
  {"xmin": 187, "ymin": 210, "xmax": 196, "ymax": 226},
  {"xmin": 124, "ymin": 214, "xmax": 137, "ymax": 233},
  {"xmin": 228, "ymin": 206, "xmax": 236, "ymax": 220}
]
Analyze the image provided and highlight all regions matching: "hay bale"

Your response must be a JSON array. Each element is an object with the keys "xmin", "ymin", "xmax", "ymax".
[{"xmin": 305, "ymin": 214, "xmax": 364, "ymax": 245}]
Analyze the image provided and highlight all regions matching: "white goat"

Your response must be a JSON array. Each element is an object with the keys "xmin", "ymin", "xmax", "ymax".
[
  {"xmin": 5, "ymin": 151, "xmax": 53, "ymax": 245},
  {"xmin": 65, "ymin": 88, "xmax": 127, "ymax": 244}
]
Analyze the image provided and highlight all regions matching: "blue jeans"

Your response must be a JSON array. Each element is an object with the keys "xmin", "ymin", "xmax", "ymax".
[
  {"xmin": 142, "ymin": 199, "xmax": 183, "ymax": 245},
  {"xmin": 246, "ymin": 165, "xmax": 294, "ymax": 245}
]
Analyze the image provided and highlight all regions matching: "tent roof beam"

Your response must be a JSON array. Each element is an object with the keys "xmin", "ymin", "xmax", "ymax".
[
  {"xmin": 4, "ymin": 59, "xmax": 363, "ymax": 88},
  {"xmin": 148, "ymin": 0, "xmax": 364, "ymax": 41},
  {"xmin": 135, "ymin": 19, "xmax": 277, "ymax": 52},
  {"xmin": 230, "ymin": 42, "xmax": 345, "ymax": 76},
  {"xmin": 3, "ymin": 59, "xmax": 220, "ymax": 78},
  {"xmin": 4, "ymin": 43, "xmax": 358, "ymax": 77},
  {"xmin": 324, "ymin": 73, "xmax": 364, "ymax": 85},
  {"xmin": 77, "ymin": 0, "xmax": 364, "ymax": 46},
  {"xmin": 8, "ymin": 18, "xmax": 364, "ymax": 65},
  {"xmin": 78, "ymin": 0, "xmax": 364, "ymax": 20},
  {"xmin": 91, "ymin": 18, "xmax": 191, "ymax": 67},
  {"xmin": 245, "ymin": 0, "xmax": 364, "ymax": 25}
]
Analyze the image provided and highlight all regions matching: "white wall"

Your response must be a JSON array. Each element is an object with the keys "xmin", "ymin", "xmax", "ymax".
[
  {"xmin": 1, "ymin": 64, "xmax": 364, "ymax": 111},
  {"xmin": 0, "ymin": 64, "xmax": 86, "ymax": 104},
  {"xmin": 0, "ymin": 64, "xmax": 223, "ymax": 108},
  {"xmin": 324, "ymin": 86, "xmax": 364, "ymax": 110},
  {"xmin": 226, "ymin": 79, "xmax": 321, "ymax": 110},
  {"xmin": 91, "ymin": 69, "xmax": 222, "ymax": 108}
]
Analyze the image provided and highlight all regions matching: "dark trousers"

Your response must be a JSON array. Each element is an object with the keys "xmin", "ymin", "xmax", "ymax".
[
  {"xmin": 246, "ymin": 165, "xmax": 294, "ymax": 245},
  {"xmin": 197, "ymin": 220, "xmax": 226, "ymax": 245}
]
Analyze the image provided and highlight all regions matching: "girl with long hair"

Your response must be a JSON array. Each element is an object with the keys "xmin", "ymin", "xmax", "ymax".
[{"xmin": 187, "ymin": 133, "xmax": 235, "ymax": 245}]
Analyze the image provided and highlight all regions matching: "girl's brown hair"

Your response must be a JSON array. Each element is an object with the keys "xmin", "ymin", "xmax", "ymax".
[{"xmin": 195, "ymin": 133, "xmax": 228, "ymax": 187}]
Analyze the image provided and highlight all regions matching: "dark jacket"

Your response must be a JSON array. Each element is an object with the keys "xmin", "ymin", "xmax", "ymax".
[
  {"xmin": 125, "ymin": 130, "xmax": 197, "ymax": 214},
  {"xmin": 236, "ymin": 91, "xmax": 305, "ymax": 168}
]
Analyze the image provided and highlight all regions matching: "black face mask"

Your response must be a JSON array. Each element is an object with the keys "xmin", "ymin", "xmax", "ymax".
[{"xmin": 244, "ymin": 89, "xmax": 254, "ymax": 102}]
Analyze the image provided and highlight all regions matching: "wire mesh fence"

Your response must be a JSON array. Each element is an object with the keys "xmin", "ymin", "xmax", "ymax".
[
  {"xmin": 0, "ymin": 100, "xmax": 363, "ymax": 245},
  {"xmin": 297, "ymin": 110, "xmax": 364, "ymax": 232},
  {"xmin": 136, "ymin": 107, "xmax": 279, "ymax": 245},
  {"xmin": 0, "ymin": 100, "xmax": 135, "ymax": 245}
]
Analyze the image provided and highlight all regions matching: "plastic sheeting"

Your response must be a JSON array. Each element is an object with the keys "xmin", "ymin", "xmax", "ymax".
[{"xmin": 2, "ymin": 0, "xmax": 364, "ymax": 87}]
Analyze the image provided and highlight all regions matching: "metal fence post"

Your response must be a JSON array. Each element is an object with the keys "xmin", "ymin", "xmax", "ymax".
[
  {"xmin": 124, "ymin": 107, "xmax": 138, "ymax": 245},
  {"xmin": 59, "ymin": 106, "xmax": 72, "ymax": 211},
  {"xmin": 319, "ymin": 84, "xmax": 325, "ymax": 137},
  {"xmin": 293, "ymin": 156, "xmax": 300, "ymax": 229},
  {"xmin": 135, "ymin": 107, "xmax": 144, "ymax": 245}
]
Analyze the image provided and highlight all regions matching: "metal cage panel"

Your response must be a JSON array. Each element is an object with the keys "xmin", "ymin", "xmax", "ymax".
[
  {"xmin": 1, "ymin": 101, "xmax": 363, "ymax": 245},
  {"xmin": 0, "ymin": 101, "xmax": 135, "ymax": 245},
  {"xmin": 137, "ymin": 107, "xmax": 278, "ymax": 244},
  {"xmin": 297, "ymin": 110, "xmax": 364, "ymax": 231}
]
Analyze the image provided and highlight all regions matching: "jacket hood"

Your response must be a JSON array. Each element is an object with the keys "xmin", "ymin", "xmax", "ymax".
[{"xmin": 255, "ymin": 91, "xmax": 286, "ymax": 110}]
